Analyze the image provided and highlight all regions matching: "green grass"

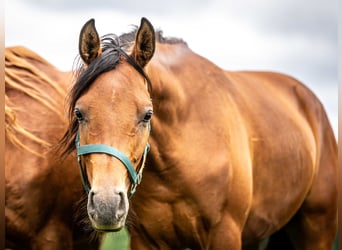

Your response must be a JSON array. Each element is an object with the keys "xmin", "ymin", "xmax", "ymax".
[{"xmin": 100, "ymin": 227, "xmax": 130, "ymax": 250}]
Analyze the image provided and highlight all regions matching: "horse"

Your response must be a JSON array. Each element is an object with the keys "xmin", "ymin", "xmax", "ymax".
[
  {"xmin": 5, "ymin": 46, "xmax": 101, "ymax": 249},
  {"xmin": 59, "ymin": 17, "xmax": 337, "ymax": 249}
]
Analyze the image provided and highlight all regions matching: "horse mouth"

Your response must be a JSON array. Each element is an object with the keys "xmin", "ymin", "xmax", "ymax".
[
  {"xmin": 93, "ymin": 224, "xmax": 125, "ymax": 232},
  {"xmin": 98, "ymin": 228, "xmax": 123, "ymax": 232},
  {"xmin": 89, "ymin": 215, "xmax": 127, "ymax": 232}
]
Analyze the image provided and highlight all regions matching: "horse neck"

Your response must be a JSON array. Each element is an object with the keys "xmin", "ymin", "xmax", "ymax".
[
  {"xmin": 146, "ymin": 43, "xmax": 194, "ymax": 137},
  {"xmin": 144, "ymin": 43, "xmax": 244, "ymax": 175}
]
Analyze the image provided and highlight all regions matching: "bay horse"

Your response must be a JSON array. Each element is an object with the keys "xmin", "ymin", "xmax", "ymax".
[
  {"xmin": 60, "ymin": 18, "xmax": 337, "ymax": 249},
  {"xmin": 5, "ymin": 46, "xmax": 100, "ymax": 249}
]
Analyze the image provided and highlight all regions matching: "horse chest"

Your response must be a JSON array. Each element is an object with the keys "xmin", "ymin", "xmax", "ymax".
[{"xmin": 133, "ymin": 196, "xmax": 210, "ymax": 249}]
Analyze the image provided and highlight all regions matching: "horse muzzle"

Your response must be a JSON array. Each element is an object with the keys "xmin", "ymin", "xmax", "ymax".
[{"xmin": 87, "ymin": 187, "xmax": 128, "ymax": 232}]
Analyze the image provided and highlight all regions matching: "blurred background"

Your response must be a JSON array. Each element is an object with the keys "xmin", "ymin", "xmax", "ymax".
[{"xmin": 5, "ymin": 0, "xmax": 338, "ymax": 136}]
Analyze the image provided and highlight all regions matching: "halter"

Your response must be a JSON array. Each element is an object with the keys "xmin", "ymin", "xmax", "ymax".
[
  {"xmin": 75, "ymin": 123, "xmax": 150, "ymax": 198},
  {"xmin": 74, "ymin": 48, "xmax": 152, "ymax": 198}
]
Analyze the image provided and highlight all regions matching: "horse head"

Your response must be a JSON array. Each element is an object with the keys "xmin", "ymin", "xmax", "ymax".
[{"xmin": 67, "ymin": 17, "xmax": 155, "ymax": 232}]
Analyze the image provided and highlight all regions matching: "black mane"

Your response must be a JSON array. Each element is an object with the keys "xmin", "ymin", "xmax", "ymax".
[{"xmin": 59, "ymin": 28, "xmax": 186, "ymax": 155}]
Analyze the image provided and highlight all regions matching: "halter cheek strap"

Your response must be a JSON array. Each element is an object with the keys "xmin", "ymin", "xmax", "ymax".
[{"xmin": 75, "ymin": 124, "xmax": 150, "ymax": 198}]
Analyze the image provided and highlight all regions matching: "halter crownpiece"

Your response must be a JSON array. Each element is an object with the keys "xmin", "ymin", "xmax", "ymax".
[{"xmin": 75, "ymin": 123, "xmax": 150, "ymax": 198}]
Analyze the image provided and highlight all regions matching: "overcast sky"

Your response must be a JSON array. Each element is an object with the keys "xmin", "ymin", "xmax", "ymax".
[{"xmin": 5, "ymin": 0, "xmax": 338, "ymax": 135}]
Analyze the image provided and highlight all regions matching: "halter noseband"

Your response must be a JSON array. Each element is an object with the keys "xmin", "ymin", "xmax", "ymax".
[{"xmin": 75, "ymin": 123, "xmax": 150, "ymax": 198}]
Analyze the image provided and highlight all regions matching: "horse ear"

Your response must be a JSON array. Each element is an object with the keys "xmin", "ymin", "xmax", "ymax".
[
  {"xmin": 79, "ymin": 19, "xmax": 102, "ymax": 65},
  {"xmin": 132, "ymin": 17, "xmax": 155, "ymax": 68}
]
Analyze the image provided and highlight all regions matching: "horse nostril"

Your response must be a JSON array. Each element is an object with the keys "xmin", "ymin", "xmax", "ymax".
[
  {"xmin": 88, "ymin": 190, "xmax": 96, "ymax": 210},
  {"xmin": 115, "ymin": 191, "xmax": 127, "ymax": 219},
  {"xmin": 118, "ymin": 191, "xmax": 125, "ymax": 200}
]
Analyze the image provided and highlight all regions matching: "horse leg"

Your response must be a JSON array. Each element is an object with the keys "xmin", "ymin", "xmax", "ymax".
[
  {"xmin": 283, "ymin": 136, "xmax": 337, "ymax": 250},
  {"xmin": 264, "ymin": 184, "xmax": 336, "ymax": 250},
  {"xmin": 284, "ymin": 205, "xmax": 337, "ymax": 250},
  {"xmin": 207, "ymin": 214, "xmax": 243, "ymax": 250},
  {"xmin": 31, "ymin": 217, "xmax": 73, "ymax": 250}
]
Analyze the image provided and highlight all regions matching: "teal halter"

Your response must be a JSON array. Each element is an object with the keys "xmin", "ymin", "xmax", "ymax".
[
  {"xmin": 75, "ymin": 124, "xmax": 150, "ymax": 198},
  {"xmin": 74, "ymin": 48, "xmax": 152, "ymax": 198}
]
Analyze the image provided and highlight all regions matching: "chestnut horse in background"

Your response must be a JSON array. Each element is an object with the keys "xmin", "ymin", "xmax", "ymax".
[
  {"xmin": 5, "ymin": 46, "xmax": 100, "ymax": 249},
  {"xmin": 59, "ymin": 18, "xmax": 337, "ymax": 249}
]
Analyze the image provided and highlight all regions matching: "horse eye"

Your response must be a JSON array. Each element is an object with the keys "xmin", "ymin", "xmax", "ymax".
[
  {"xmin": 143, "ymin": 110, "xmax": 153, "ymax": 122},
  {"xmin": 74, "ymin": 109, "xmax": 84, "ymax": 121}
]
